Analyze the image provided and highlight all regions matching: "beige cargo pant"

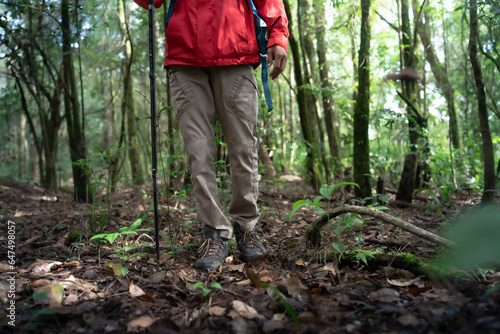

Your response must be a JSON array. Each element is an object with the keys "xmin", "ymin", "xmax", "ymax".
[{"xmin": 167, "ymin": 65, "xmax": 260, "ymax": 240}]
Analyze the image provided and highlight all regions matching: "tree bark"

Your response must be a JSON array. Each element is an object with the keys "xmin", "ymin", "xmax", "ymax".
[
  {"xmin": 283, "ymin": 0, "xmax": 320, "ymax": 192},
  {"xmin": 62, "ymin": 0, "xmax": 90, "ymax": 202},
  {"xmin": 353, "ymin": 0, "xmax": 372, "ymax": 198},
  {"xmin": 118, "ymin": 0, "xmax": 144, "ymax": 185},
  {"xmin": 413, "ymin": 1, "xmax": 461, "ymax": 149},
  {"xmin": 396, "ymin": 152, "xmax": 418, "ymax": 203},
  {"xmin": 314, "ymin": 1, "xmax": 342, "ymax": 177},
  {"xmin": 468, "ymin": 0, "xmax": 496, "ymax": 202},
  {"xmin": 298, "ymin": 0, "xmax": 330, "ymax": 185}
]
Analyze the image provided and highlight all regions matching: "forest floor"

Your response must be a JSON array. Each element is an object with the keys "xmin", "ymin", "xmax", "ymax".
[{"xmin": 1, "ymin": 176, "xmax": 499, "ymax": 334}]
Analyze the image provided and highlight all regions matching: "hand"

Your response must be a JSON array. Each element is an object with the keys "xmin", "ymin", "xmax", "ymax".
[{"xmin": 267, "ymin": 45, "xmax": 287, "ymax": 80}]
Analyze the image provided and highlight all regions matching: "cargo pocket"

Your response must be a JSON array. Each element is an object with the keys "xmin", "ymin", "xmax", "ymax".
[
  {"xmin": 227, "ymin": 69, "xmax": 258, "ymax": 125},
  {"xmin": 167, "ymin": 68, "xmax": 195, "ymax": 122}
]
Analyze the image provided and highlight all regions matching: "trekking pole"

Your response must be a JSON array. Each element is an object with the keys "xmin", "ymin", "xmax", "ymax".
[{"xmin": 147, "ymin": 0, "xmax": 161, "ymax": 263}]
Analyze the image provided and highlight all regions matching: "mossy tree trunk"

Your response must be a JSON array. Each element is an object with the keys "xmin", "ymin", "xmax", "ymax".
[
  {"xmin": 468, "ymin": 0, "xmax": 496, "ymax": 203},
  {"xmin": 118, "ymin": 0, "xmax": 144, "ymax": 185},
  {"xmin": 62, "ymin": 0, "xmax": 90, "ymax": 202},
  {"xmin": 283, "ymin": 0, "xmax": 321, "ymax": 192},
  {"xmin": 353, "ymin": 0, "xmax": 372, "ymax": 198}
]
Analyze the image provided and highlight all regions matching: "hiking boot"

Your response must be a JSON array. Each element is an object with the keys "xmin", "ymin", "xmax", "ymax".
[
  {"xmin": 233, "ymin": 223, "xmax": 266, "ymax": 262},
  {"xmin": 195, "ymin": 227, "xmax": 228, "ymax": 272}
]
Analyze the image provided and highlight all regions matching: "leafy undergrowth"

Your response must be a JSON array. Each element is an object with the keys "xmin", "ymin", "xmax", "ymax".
[{"xmin": 1, "ymin": 177, "xmax": 499, "ymax": 333}]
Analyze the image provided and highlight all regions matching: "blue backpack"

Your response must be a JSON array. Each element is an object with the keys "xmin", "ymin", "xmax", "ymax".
[{"xmin": 165, "ymin": 0, "xmax": 274, "ymax": 112}]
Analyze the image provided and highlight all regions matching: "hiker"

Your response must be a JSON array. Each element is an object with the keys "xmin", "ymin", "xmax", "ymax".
[{"xmin": 134, "ymin": 0, "xmax": 289, "ymax": 271}]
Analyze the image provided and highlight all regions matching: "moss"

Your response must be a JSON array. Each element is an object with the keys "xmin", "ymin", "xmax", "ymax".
[{"xmin": 66, "ymin": 230, "xmax": 82, "ymax": 244}]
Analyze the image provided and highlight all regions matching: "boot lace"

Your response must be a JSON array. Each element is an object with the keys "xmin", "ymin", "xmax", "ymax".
[
  {"xmin": 197, "ymin": 238, "xmax": 224, "ymax": 259},
  {"xmin": 239, "ymin": 231, "xmax": 265, "ymax": 251}
]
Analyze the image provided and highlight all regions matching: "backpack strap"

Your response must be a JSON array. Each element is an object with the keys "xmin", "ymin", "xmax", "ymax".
[
  {"xmin": 165, "ymin": 0, "xmax": 177, "ymax": 27},
  {"xmin": 249, "ymin": 0, "xmax": 274, "ymax": 112}
]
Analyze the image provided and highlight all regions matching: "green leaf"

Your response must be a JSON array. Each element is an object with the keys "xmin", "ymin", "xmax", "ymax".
[
  {"xmin": 320, "ymin": 187, "xmax": 334, "ymax": 199},
  {"xmin": 210, "ymin": 282, "xmax": 223, "ymax": 290},
  {"xmin": 332, "ymin": 241, "xmax": 344, "ymax": 254},
  {"xmin": 105, "ymin": 233, "xmax": 120, "ymax": 244},
  {"xmin": 287, "ymin": 199, "xmax": 311, "ymax": 221}
]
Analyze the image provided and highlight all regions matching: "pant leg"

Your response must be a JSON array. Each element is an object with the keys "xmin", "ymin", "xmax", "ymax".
[
  {"xmin": 167, "ymin": 65, "xmax": 233, "ymax": 239},
  {"xmin": 209, "ymin": 65, "xmax": 260, "ymax": 232}
]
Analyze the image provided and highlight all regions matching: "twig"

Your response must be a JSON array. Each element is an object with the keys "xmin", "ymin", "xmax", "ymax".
[{"xmin": 305, "ymin": 205, "xmax": 455, "ymax": 249}]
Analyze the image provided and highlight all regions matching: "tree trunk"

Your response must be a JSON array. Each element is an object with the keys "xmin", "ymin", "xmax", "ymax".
[
  {"xmin": 15, "ymin": 76, "xmax": 44, "ymax": 184},
  {"xmin": 314, "ymin": 0, "xmax": 342, "ymax": 177},
  {"xmin": 413, "ymin": 1, "xmax": 460, "ymax": 149},
  {"xmin": 62, "ymin": 0, "xmax": 90, "ymax": 202},
  {"xmin": 396, "ymin": 152, "xmax": 418, "ymax": 203},
  {"xmin": 468, "ymin": 0, "xmax": 496, "ymax": 202},
  {"xmin": 118, "ymin": 0, "xmax": 144, "ymax": 185},
  {"xmin": 283, "ymin": 0, "xmax": 320, "ymax": 192},
  {"xmin": 258, "ymin": 137, "xmax": 276, "ymax": 180},
  {"xmin": 353, "ymin": 0, "xmax": 372, "ymax": 198},
  {"xmin": 297, "ymin": 0, "xmax": 330, "ymax": 185}
]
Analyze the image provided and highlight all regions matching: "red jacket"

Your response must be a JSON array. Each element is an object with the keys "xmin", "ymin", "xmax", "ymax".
[{"xmin": 134, "ymin": 0, "xmax": 289, "ymax": 68}]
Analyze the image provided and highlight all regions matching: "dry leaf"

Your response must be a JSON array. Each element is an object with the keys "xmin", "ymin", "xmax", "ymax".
[
  {"xmin": 33, "ymin": 283, "xmax": 64, "ymax": 306},
  {"xmin": 129, "ymin": 281, "xmax": 154, "ymax": 302},
  {"xmin": 108, "ymin": 262, "xmax": 125, "ymax": 277},
  {"xmin": 32, "ymin": 279, "xmax": 51, "ymax": 288},
  {"xmin": 245, "ymin": 267, "xmax": 263, "ymax": 288},
  {"xmin": 295, "ymin": 259, "xmax": 307, "ymax": 266},
  {"xmin": 369, "ymin": 288, "xmax": 400, "ymax": 302},
  {"xmin": 283, "ymin": 275, "xmax": 310, "ymax": 302},
  {"xmin": 208, "ymin": 306, "xmax": 226, "ymax": 316},
  {"xmin": 28, "ymin": 259, "xmax": 63, "ymax": 276},
  {"xmin": 146, "ymin": 271, "xmax": 167, "ymax": 284},
  {"xmin": 397, "ymin": 312, "xmax": 419, "ymax": 326},
  {"xmin": 229, "ymin": 263, "xmax": 245, "ymax": 272},
  {"xmin": 231, "ymin": 300, "xmax": 264, "ymax": 319},
  {"xmin": 272, "ymin": 313, "xmax": 286, "ymax": 321},
  {"xmin": 387, "ymin": 278, "xmax": 416, "ymax": 287},
  {"xmin": 126, "ymin": 315, "xmax": 154, "ymax": 332},
  {"xmin": 63, "ymin": 293, "xmax": 78, "ymax": 306}
]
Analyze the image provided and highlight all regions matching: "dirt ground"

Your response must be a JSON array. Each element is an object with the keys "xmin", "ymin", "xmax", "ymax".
[{"xmin": 0, "ymin": 177, "xmax": 499, "ymax": 333}]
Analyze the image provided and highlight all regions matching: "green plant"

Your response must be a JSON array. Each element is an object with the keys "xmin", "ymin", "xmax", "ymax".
[
  {"xmin": 90, "ymin": 214, "xmax": 150, "ymax": 263},
  {"xmin": 287, "ymin": 182, "xmax": 359, "ymax": 222},
  {"xmin": 189, "ymin": 281, "xmax": 223, "ymax": 297},
  {"xmin": 159, "ymin": 232, "xmax": 198, "ymax": 256}
]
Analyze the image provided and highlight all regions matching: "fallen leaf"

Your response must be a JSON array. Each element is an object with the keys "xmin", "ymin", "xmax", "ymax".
[
  {"xmin": 32, "ymin": 279, "xmax": 52, "ymax": 288},
  {"xmin": 126, "ymin": 315, "xmax": 154, "ymax": 332},
  {"xmin": 263, "ymin": 320, "xmax": 285, "ymax": 333},
  {"xmin": 63, "ymin": 293, "xmax": 78, "ymax": 306},
  {"xmin": 230, "ymin": 300, "xmax": 264, "ymax": 319},
  {"xmin": 146, "ymin": 271, "xmax": 167, "ymax": 284},
  {"xmin": 229, "ymin": 263, "xmax": 245, "ymax": 272},
  {"xmin": 83, "ymin": 268, "xmax": 97, "ymax": 280},
  {"xmin": 387, "ymin": 278, "xmax": 416, "ymax": 287},
  {"xmin": 108, "ymin": 262, "xmax": 126, "ymax": 277},
  {"xmin": 283, "ymin": 275, "xmax": 310, "ymax": 302},
  {"xmin": 245, "ymin": 267, "xmax": 263, "ymax": 288},
  {"xmin": 208, "ymin": 306, "xmax": 226, "ymax": 316},
  {"xmin": 129, "ymin": 281, "xmax": 154, "ymax": 302},
  {"xmin": 33, "ymin": 283, "xmax": 64, "ymax": 306},
  {"xmin": 295, "ymin": 259, "xmax": 307, "ymax": 266},
  {"xmin": 272, "ymin": 313, "xmax": 286, "ymax": 321},
  {"xmin": 398, "ymin": 312, "xmax": 419, "ymax": 326},
  {"xmin": 369, "ymin": 288, "xmax": 400, "ymax": 302},
  {"xmin": 28, "ymin": 259, "xmax": 63, "ymax": 276}
]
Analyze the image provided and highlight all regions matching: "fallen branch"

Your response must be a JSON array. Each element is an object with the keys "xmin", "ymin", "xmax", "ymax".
[{"xmin": 305, "ymin": 205, "xmax": 456, "ymax": 249}]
